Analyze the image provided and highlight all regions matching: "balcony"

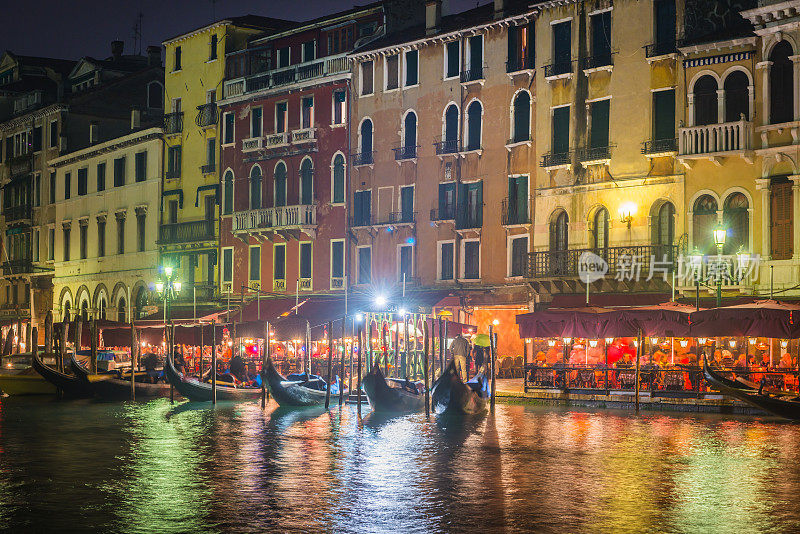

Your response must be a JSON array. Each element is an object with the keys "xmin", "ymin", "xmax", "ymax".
[
  {"xmin": 3, "ymin": 204, "xmax": 32, "ymax": 223},
  {"xmin": 642, "ymin": 138, "xmax": 678, "ymax": 156},
  {"xmin": 223, "ymin": 53, "xmax": 349, "ymax": 97},
  {"xmin": 455, "ymin": 210, "xmax": 482, "ymax": 230},
  {"xmin": 645, "ymin": 41, "xmax": 677, "ymax": 59},
  {"xmin": 540, "ymin": 151, "xmax": 572, "ymax": 169},
  {"xmin": 543, "ymin": 60, "xmax": 573, "ymax": 79},
  {"xmin": 460, "ymin": 66, "xmax": 484, "ymax": 84},
  {"xmin": 265, "ymin": 132, "xmax": 289, "ymax": 149},
  {"xmin": 577, "ymin": 145, "xmax": 612, "ymax": 165},
  {"xmin": 434, "ymin": 139, "xmax": 460, "ymax": 155},
  {"xmin": 200, "ymin": 163, "xmax": 216, "ymax": 174},
  {"xmin": 352, "ymin": 151, "xmax": 374, "ymax": 166},
  {"xmin": 506, "ymin": 56, "xmax": 534, "ymax": 73},
  {"xmin": 331, "ymin": 277, "xmax": 345, "ymax": 290},
  {"xmin": 165, "ymin": 168, "xmax": 180, "ymax": 179},
  {"xmin": 430, "ymin": 206, "xmax": 456, "ymax": 222},
  {"xmin": 242, "ymin": 137, "xmax": 263, "ymax": 152},
  {"xmin": 351, "ymin": 211, "xmax": 416, "ymax": 228},
  {"xmin": 528, "ymin": 245, "xmax": 678, "ymax": 282},
  {"xmin": 232, "ymin": 204, "xmax": 317, "ymax": 236},
  {"xmin": 678, "ymin": 119, "xmax": 753, "ymax": 164},
  {"xmin": 164, "ymin": 112, "xmax": 184, "ymax": 135},
  {"xmin": 675, "ymin": 254, "xmax": 753, "ymax": 292},
  {"xmin": 581, "ymin": 53, "xmax": 613, "ymax": 72},
  {"xmin": 9, "ymin": 153, "xmax": 32, "ymax": 178},
  {"xmin": 291, "ymin": 127, "xmax": 316, "ymax": 144},
  {"xmin": 298, "ymin": 278, "xmax": 312, "ymax": 291},
  {"xmin": 393, "ymin": 145, "xmax": 418, "ymax": 161},
  {"xmin": 159, "ymin": 220, "xmax": 215, "ymax": 245},
  {"xmin": 1, "ymin": 260, "xmax": 33, "ymax": 276},
  {"xmin": 195, "ymin": 103, "xmax": 218, "ymax": 128},
  {"xmin": 501, "ymin": 199, "xmax": 530, "ymax": 226}
]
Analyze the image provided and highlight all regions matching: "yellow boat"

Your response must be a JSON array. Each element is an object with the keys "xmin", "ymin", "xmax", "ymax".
[{"xmin": 0, "ymin": 367, "xmax": 57, "ymax": 396}]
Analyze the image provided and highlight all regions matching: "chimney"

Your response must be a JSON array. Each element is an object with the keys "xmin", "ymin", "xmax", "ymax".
[
  {"xmin": 494, "ymin": 0, "xmax": 504, "ymax": 19},
  {"xmin": 131, "ymin": 109, "xmax": 141, "ymax": 131},
  {"xmin": 146, "ymin": 46, "xmax": 161, "ymax": 67},
  {"xmin": 426, "ymin": 0, "xmax": 442, "ymax": 36},
  {"xmin": 111, "ymin": 40, "xmax": 124, "ymax": 60}
]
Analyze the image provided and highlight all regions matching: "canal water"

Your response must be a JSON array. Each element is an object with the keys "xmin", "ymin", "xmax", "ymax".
[{"xmin": 1, "ymin": 398, "xmax": 800, "ymax": 533}]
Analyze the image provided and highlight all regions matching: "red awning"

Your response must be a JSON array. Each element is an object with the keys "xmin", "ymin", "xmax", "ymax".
[
  {"xmin": 516, "ymin": 307, "xmax": 638, "ymax": 339},
  {"xmin": 550, "ymin": 293, "xmax": 672, "ymax": 308},
  {"xmin": 690, "ymin": 300, "xmax": 800, "ymax": 338},
  {"xmin": 620, "ymin": 302, "xmax": 697, "ymax": 337}
]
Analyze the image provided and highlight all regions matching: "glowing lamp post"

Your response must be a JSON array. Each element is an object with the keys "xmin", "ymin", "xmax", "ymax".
[
  {"xmin": 713, "ymin": 225, "xmax": 726, "ymax": 307},
  {"xmin": 155, "ymin": 266, "xmax": 181, "ymax": 325}
]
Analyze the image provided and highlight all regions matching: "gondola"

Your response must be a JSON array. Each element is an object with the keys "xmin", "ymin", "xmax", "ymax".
[
  {"xmin": 362, "ymin": 364, "xmax": 425, "ymax": 412},
  {"xmin": 703, "ymin": 355, "xmax": 800, "ymax": 421},
  {"xmin": 32, "ymin": 352, "xmax": 96, "ymax": 398},
  {"xmin": 430, "ymin": 360, "xmax": 489, "ymax": 415},
  {"xmin": 163, "ymin": 353, "xmax": 264, "ymax": 402},
  {"xmin": 0, "ymin": 354, "xmax": 57, "ymax": 396},
  {"xmin": 70, "ymin": 353, "xmax": 172, "ymax": 400},
  {"xmin": 264, "ymin": 357, "xmax": 345, "ymax": 407}
]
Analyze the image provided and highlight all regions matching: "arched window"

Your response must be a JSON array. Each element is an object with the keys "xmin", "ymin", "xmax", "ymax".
[
  {"xmin": 332, "ymin": 154, "xmax": 345, "ymax": 204},
  {"xmin": 300, "ymin": 158, "xmax": 313, "ymax": 205},
  {"xmin": 723, "ymin": 192, "xmax": 749, "ymax": 255},
  {"xmin": 117, "ymin": 297, "xmax": 126, "ymax": 324},
  {"xmin": 81, "ymin": 300, "xmax": 89, "ymax": 321},
  {"xmin": 134, "ymin": 287, "xmax": 147, "ymax": 319},
  {"xmin": 403, "ymin": 111, "xmax": 417, "ymax": 157},
  {"xmin": 592, "ymin": 207, "xmax": 609, "ymax": 250},
  {"xmin": 274, "ymin": 162, "xmax": 287, "ymax": 207},
  {"xmin": 63, "ymin": 300, "xmax": 71, "ymax": 321},
  {"xmin": 693, "ymin": 75, "xmax": 718, "ymax": 125},
  {"xmin": 147, "ymin": 81, "xmax": 163, "ymax": 109},
  {"xmin": 249, "ymin": 165, "xmax": 262, "ymax": 209},
  {"xmin": 724, "ymin": 71, "xmax": 749, "ymax": 122},
  {"xmin": 549, "ymin": 210, "xmax": 569, "ymax": 275},
  {"xmin": 512, "ymin": 91, "xmax": 531, "ymax": 142},
  {"xmin": 654, "ymin": 201, "xmax": 675, "ymax": 247},
  {"xmin": 466, "ymin": 100, "xmax": 482, "ymax": 151},
  {"xmin": 360, "ymin": 119, "xmax": 373, "ymax": 155},
  {"xmin": 692, "ymin": 194, "xmax": 718, "ymax": 254},
  {"xmin": 223, "ymin": 170, "xmax": 234, "ymax": 214},
  {"xmin": 444, "ymin": 104, "xmax": 459, "ymax": 146},
  {"xmin": 770, "ymin": 40, "xmax": 794, "ymax": 124}
]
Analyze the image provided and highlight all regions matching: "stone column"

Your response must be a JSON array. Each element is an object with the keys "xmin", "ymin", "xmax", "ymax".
[
  {"xmin": 717, "ymin": 89, "xmax": 726, "ymax": 124},
  {"xmin": 756, "ymin": 61, "xmax": 772, "ymax": 126},
  {"xmin": 755, "ymin": 178, "xmax": 771, "ymax": 260},
  {"xmin": 791, "ymin": 56, "xmax": 800, "ymax": 121},
  {"xmin": 748, "ymin": 85, "xmax": 755, "ymax": 122},
  {"xmin": 687, "ymin": 93, "xmax": 695, "ymax": 127}
]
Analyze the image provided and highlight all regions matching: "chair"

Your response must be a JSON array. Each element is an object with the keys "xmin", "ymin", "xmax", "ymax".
[
  {"xmin": 663, "ymin": 371, "xmax": 684, "ymax": 391},
  {"xmin": 576, "ymin": 369, "xmax": 596, "ymax": 388},
  {"xmin": 513, "ymin": 356, "xmax": 523, "ymax": 378},
  {"xmin": 532, "ymin": 367, "xmax": 555, "ymax": 387},
  {"xmin": 618, "ymin": 370, "xmax": 636, "ymax": 390}
]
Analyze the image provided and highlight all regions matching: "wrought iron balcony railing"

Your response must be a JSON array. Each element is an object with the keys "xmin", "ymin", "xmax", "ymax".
[
  {"xmin": 351, "ymin": 151, "xmax": 374, "ymax": 166},
  {"xmin": 645, "ymin": 41, "xmax": 677, "ymax": 58},
  {"xmin": 527, "ymin": 245, "xmax": 678, "ymax": 278},
  {"xmin": 506, "ymin": 56, "xmax": 534, "ymax": 73},
  {"xmin": 460, "ymin": 66, "xmax": 484, "ymax": 83},
  {"xmin": 200, "ymin": 163, "xmax": 216, "ymax": 174},
  {"xmin": 581, "ymin": 53, "xmax": 613, "ymax": 70},
  {"xmin": 393, "ymin": 145, "xmax": 418, "ymax": 160},
  {"xmin": 164, "ymin": 112, "xmax": 184, "ymax": 135},
  {"xmin": 455, "ymin": 209, "xmax": 482, "ymax": 230},
  {"xmin": 159, "ymin": 220, "xmax": 215, "ymax": 244},
  {"xmin": 430, "ymin": 206, "xmax": 456, "ymax": 222},
  {"xmin": 3, "ymin": 204, "xmax": 32, "ymax": 222},
  {"xmin": 434, "ymin": 139, "xmax": 460, "ymax": 155},
  {"xmin": 165, "ymin": 168, "xmax": 180, "ymax": 179},
  {"xmin": 540, "ymin": 151, "xmax": 572, "ymax": 168},
  {"xmin": 501, "ymin": 199, "xmax": 530, "ymax": 226},
  {"xmin": 641, "ymin": 138, "xmax": 678, "ymax": 155},
  {"xmin": 578, "ymin": 145, "xmax": 612, "ymax": 163},
  {"xmin": 543, "ymin": 60, "xmax": 573, "ymax": 78},
  {"xmin": 195, "ymin": 103, "xmax": 218, "ymax": 128},
  {"xmin": 1, "ymin": 259, "xmax": 33, "ymax": 276}
]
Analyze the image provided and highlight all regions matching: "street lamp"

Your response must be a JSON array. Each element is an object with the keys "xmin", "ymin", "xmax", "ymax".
[
  {"xmin": 155, "ymin": 265, "xmax": 181, "ymax": 324},
  {"xmin": 713, "ymin": 224, "xmax": 726, "ymax": 307}
]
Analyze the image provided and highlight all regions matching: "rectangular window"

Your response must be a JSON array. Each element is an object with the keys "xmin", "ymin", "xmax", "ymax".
[
  {"xmin": 50, "ymin": 120, "xmax": 58, "ymax": 148},
  {"xmin": 552, "ymin": 106, "xmax": 570, "ymax": 154},
  {"xmin": 446, "ymin": 41, "xmax": 460, "ymax": 78},
  {"xmin": 97, "ymin": 162, "xmax": 106, "ymax": 191},
  {"xmin": 468, "ymin": 35, "xmax": 483, "ymax": 77},
  {"xmin": 137, "ymin": 213, "xmax": 146, "ymax": 252},
  {"xmin": 173, "ymin": 46, "xmax": 181, "ymax": 71},
  {"xmin": 276, "ymin": 47, "xmax": 290, "ymax": 68},
  {"xmin": 299, "ymin": 242, "xmax": 312, "ymax": 279},
  {"xmin": 653, "ymin": 89, "xmax": 675, "ymax": 141},
  {"xmin": 113, "ymin": 157, "xmax": 125, "ymax": 187},
  {"xmin": 386, "ymin": 55, "xmax": 399, "ymax": 90},
  {"xmin": 553, "ymin": 21, "xmax": 571, "ymax": 65},
  {"xmin": 117, "ymin": 218, "xmax": 124, "ymax": 254},
  {"xmin": 167, "ymin": 146, "xmax": 181, "ymax": 178},
  {"xmin": 771, "ymin": 180, "xmax": 794, "ymax": 260},
  {"xmin": 457, "ymin": 181, "xmax": 483, "ymax": 228},
  {"xmin": 251, "ymin": 107, "xmax": 262, "ymax": 138},
  {"xmin": 591, "ymin": 11, "xmax": 612, "ymax": 60},
  {"xmin": 223, "ymin": 112, "xmax": 234, "ymax": 144},
  {"xmin": 135, "ymin": 151, "xmax": 147, "ymax": 182},
  {"xmin": 209, "ymin": 34, "xmax": 218, "ymax": 60},
  {"xmin": 63, "ymin": 227, "xmax": 70, "ymax": 261},
  {"xmin": 79, "ymin": 224, "xmax": 87, "ymax": 259},
  {"xmin": 274, "ymin": 244, "xmax": 286, "ymax": 281},
  {"xmin": 400, "ymin": 185, "xmax": 414, "ymax": 223},
  {"xmin": 333, "ymin": 90, "xmax": 346, "ymax": 125},
  {"xmin": 353, "ymin": 190, "xmax": 371, "ymax": 226},
  {"xmin": 275, "ymin": 102, "xmax": 288, "ymax": 133},
  {"xmin": 64, "ymin": 172, "xmax": 71, "ymax": 200},
  {"xmin": 301, "ymin": 97, "xmax": 313, "ymax": 129},
  {"xmin": 438, "ymin": 182, "xmax": 456, "ymax": 219},
  {"xmin": 302, "ymin": 40, "xmax": 315, "ymax": 62},
  {"xmin": 222, "ymin": 247, "xmax": 233, "ymax": 284},
  {"xmin": 206, "ymin": 138, "xmax": 216, "ymax": 166},
  {"xmin": 507, "ymin": 175, "xmax": 529, "ymax": 225},
  {"xmin": 463, "ymin": 241, "xmax": 480, "ymax": 280},
  {"xmin": 508, "ymin": 24, "xmax": 534, "ymax": 70},
  {"xmin": 589, "ymin": 99, "xmax": 610, "ymax": 149},
  {"xmin": 404, "ymin": 50, "xmax": 418, "ymax": 86},
  {"xmin": 98, "ymin": 220, "xmax": 105, "ymax": 257},
  {"xmin": 33, "ymin": 126, "xmax": 42, "ymax": 152},
  {"xmin": 655, "ymin": 0, "xmax": 676, "ymax": 48},
  {"xmin": 48, "ymin": 228, "xmax": 55, "ymax": 260},
  {"xmin": 510, "ymin": 236, "xmax": 528, "ymax": 277},
  {"xmin": 361, "ymin": 61, "xmax": 374, "ymax": 95},
  {"xmin": 168, "ymin": 200, "xmax": 178, "ymax": 224},
  {"xmin": 77, "ymin": 168, "xmax": 88, "ymax": 196},
  {"xmin": 331, "ymin": 240, "xmax": 344, "ymax": 279},
  {"xmin": 34, "ymin": 173, "xmax": 41, "ymax": 206},
  {"xmin": 358, "ymin": 246, "xmax": 371, "ymax": 284},
  {"xmin": 398, "ymin": 244, "xmax": 413, "ymax": 280},
  {"xmin": 33, "ymin": 230, "xmax": 39, "ymax": 262},
  {"xmin": 439, "ymin": 242, "xmax": 454, "ymax": 280}
]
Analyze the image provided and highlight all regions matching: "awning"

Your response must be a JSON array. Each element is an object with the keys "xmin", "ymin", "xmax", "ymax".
[
  {"xmin": 620, "ymin": 302, "xmax": 697, "ymax": 337},
  {"xmin": 550, "ymin": 293, "xmax": 672, "ymax": 308},
  {"xmin": 690, "ymin": 300, "xmax": 800, "ymax": 338}
]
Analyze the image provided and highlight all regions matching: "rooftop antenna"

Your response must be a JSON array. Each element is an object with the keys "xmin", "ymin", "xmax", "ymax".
[{"xmin": 132, "ymin": 12, "xmax": 144, "ymax": 55}]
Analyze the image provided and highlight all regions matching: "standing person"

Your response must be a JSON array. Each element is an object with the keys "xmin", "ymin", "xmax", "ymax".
[
  {"xmin": 450, "ymin": 333, "xmax": 469, "ymax": 381},
  {"xmin": 473, "ymin": 344, "xmax": 485, "ymax": 375}
]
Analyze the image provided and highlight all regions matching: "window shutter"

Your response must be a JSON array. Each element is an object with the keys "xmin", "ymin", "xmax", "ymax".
[
  {"xmin": 590, "ymin": 100, "xmax": 610, "ymax": 148},
  {"xmin": 771, "ymin": 182, "xmax": 794, "ymax": 259},
  {"xmin": 653, "ymin": 90, "xmax": 675, "ymax": 141},
  {"xmin": 552, "ymin": 107, "xmax": 570, "ymax": 154}
]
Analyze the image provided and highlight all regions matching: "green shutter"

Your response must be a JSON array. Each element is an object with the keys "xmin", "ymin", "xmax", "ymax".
[
  {"xmin": 590, "ymin": 100, "xmax": 610, "ymax": 148},
  {"xmin": 653, "ymin": 89, "xmax": 675, "ymax": 140},
  {"xmin": 552, "ymin": 107, "xmax": 570, "ymax": 154},
  {"xmin": 405, "ymin": 50, "xmax": 418, "ymax": 86}
]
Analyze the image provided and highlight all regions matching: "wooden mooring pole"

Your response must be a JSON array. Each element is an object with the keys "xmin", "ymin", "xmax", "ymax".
[
  {"xmin": 325, "ymin": 321, "xmax": 333, "ymax": 409},
  {"xmin": 339, "ymin": 316, "xmax": 346, "ymax": 406},
  {"xmin": 423, "ymin": 319, "xmax": 430, "ymax": 418},
  {"xmin": 211, "ymin": 319, "xmax": 217, "ymax": 405},
  {"xmin": 357, "ymin": 323, "xmax": 363, "ymax": 414}
]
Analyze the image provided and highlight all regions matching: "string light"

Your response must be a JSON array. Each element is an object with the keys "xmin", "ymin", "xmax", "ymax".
[
  {"xmin": 729, "ymin": 340, "xmax": 737, "ymax": 348},
  {"xmin": 563, "ymin": 337, "xmax": 572, "ymax": 343},
  {"xmin": 547, "ymin": 339, "xmax": 556, "ymax": 347},
  {"xmin": 605, "ymin": 337, "xmax": 613, "ymax": 344}
]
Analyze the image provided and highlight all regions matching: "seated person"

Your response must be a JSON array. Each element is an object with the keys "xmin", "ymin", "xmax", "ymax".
[
  {"xmin": 141, "ymin": 352, "xmax": 160, "ymax": 383},
  {"xmin": 229, "ymin": 353, "xmax": 248, "ymax": 383}
]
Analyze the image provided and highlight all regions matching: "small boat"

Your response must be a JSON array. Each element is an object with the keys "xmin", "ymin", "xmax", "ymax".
[
  {"xmin": 32, "ymin": 352, "xmax": 96, "ymax": 398},
  {"xmin": 264, "ymin": 357, "xmax": 345, "ymax": 407},
  {"xmin": 164, "ymin": 354, "xmax": 264, "ymax": 402},
  {"xmin": 70, "ymin": 353, "xmax": 172, "ymax": 400},
  {"xmin": 430, "ymin": 360, "xmax": 489, "ymax": 415},
  {"xmin": 0, "ymin": 354, "xmax": 57, "ymax": 396},
  {"xmin": 362, "ymin": 364, "xmax": 425, "ymax": 412},
  {"xmin": 703, "ymin": 356, "xmax": 800, "ymax": 421}
]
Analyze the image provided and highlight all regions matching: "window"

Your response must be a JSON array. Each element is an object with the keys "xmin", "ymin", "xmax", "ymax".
[
  {"xmin": 327, "ymin": 25, "xmax": 354, "ymax": 54},
  {"xmin": 444, "ymin": 104, "xmax": 459, "ymax": 147},
  {"xmin": 590, "ymin": 11, "xmax": 612, "ymax": 64},
  {"xmin": 79, "ymin": 223, "xmax": 87, "ymax": 259},
  {"xmin": 33, "ymin": 230, "xmax": 39, "ymax": 262},
  {"xmin": 550, "ymin": 210, "xmax": 569, "ymax": 252},
  {"xmin": 770, "ymin": 41, "xmax": 794, "ymax": 124},
  {"xmin": 77, "ymin": 168, "xmax": 88, "ymax": 196},
  {"xmin": 512, "ymin": 92, "xmax": 531, "ymax": 142},
  {"xmin": 97, "ymin": 162, "xmax": 106, "ymax": 191},
  {"xmin": 332, "ymin": 90, "xmax": 346, "ymax": 125},
  {"xmin": 33, "ymin": 126, "xmax": 42, "ymax": 152},
  {"xmin": 653, "ymin": 201, "xmax": 675, "ymax": 250},
  {"xmin": 223, "ymin": 112, "xmax": 234, "ymax": 144},
  {"xmin": 439, "ymin": 242, "xmax": 454, "ymax": 281},
  {"xmin": 63, "ymin": 226, "xmax": 70, "ymax": 261},
  {"xmin": 274, "ymin": 162, "xmax": 287, "ymax": 207},
  {"xmin": 353, "ymin": 190, "xmax": 371, "ymax": 226},
  {"xmin": 404, "ymin": 50, "xmax": 418, "ymax": 86},
  {"xmin": 118, "ymin": 298, "xmax": 126, "ymax": 323},
  {"xmin": 64, "ymin": 172, "xmax": 71, "ymax": 200},
  {"xmin": 724, "ymin": 71, "xmax": 749, "ymax": 122},
  {"xmin": 721, "ymin": 193, "xmax": 748, "ymax": 256},
  {"xmin": 98, "ymin": 219, "xmax": 105, "ymax": 257},
  {"xmin": 506, "ymin": 175, "xmax": 528, "ymax": 225},
  {"xmin": 438, "ymin": 182, "xmax": 456, "ymax": 220},
  {"xmin": 386, "ymin": 54, "xmax": 399, "ymax": 90},
  {"xmin": 359, "ymin": 119, "xmax": 373, "ymax": 156},
  {"xmin": 693, "ymin": 75, "xmax": 718, "ymax": 126},
  {"xmin": 592, "ymin": 207, "xmax": 609, "ymax": 250},
  {"xmin": 300, "ymin": 158, "xmax": 313, "ymax": 205},
  {"xmin": 332, "ymin": 154, "xmax": 345, "ymax": 203},
  {"xmin": 302, "ymin": 40, "xmax": 315, "ymax": 62},
  {"xmin": 692, "ymin": 195, "xmax": 718, "ymax": 255},
  {"xmin": 222, "ymin": 247, "xmax": 233, "ymax": 285},
  {"xmin": 206, "ymin": 138, "xmax": 215, "ymax": 167},
  {"xmin": 400, "ymin": 185, "xmax": 414, "ymax": 223},
  {"xmin": 299, "ymin": 242, "xmax": 312, "ymax": 280},
  {"xmin": 167, "ymin": 146, "xmax": 181, "ymax": 178},
  {"xmin": 552, "ymin": 20, "xmax": 571, "ymax": 69},
  {"xmin": 250, "ymin": 165, "xmax": 262, "ymax": 209},
  {"xmin": 445, "ymin": 41, "xmax": 460, "ymax": 78},
  {"xmin": 276, "ymin": 47, "xmax": 290, "ymax": 68},
  {"xmin": 48, "ymin": 228, "xmax": 55, "ymax": 260},
  {"xmin": 403, "ymin": 112, "xmax": 417, "ymax": 154},
  {"xmin": 509, "ymin": 236, "xmax": 528, "ymax": 277},
  {"xmin": 552, "ymin": 106, "xmax": 570, "ymax": 155},
  {"xmin": 654, "ymin": 0, "xmax": 676, "ymax": 50},
  {"xmin": 457, "ymin": 181, "xmax": 483, "ymax": 229},
  {"xmin": 398, "ymin": 244, "xmax": 413, "ymax": 280},
  {"xmin": 771, "ymin": 180, "xmax": 793, "ymax": 259},
  {"xmin": 274, "ymin": 244, "xmax": 286, "ymax": 281},
  {"xmin": 223, "ymin": 170, "xmax": 234, "ymax": 214},
  {"xmin": 300, "ymin": 96, "xmax": 314, "ymax": 129},
  {"xmin": 357, "ymin": 246, "xmax": 371, "ymax": 284},
  {"xmin": 34, "ymin": 174, "xmax": 40, "ymax": 206},
  {"xmin": 467, "ymin": 35, "xmax": 483, "ymax": 78},
  {"xmin": 275, "ymin": 102, "xmax": 288, "ymax": 133},
  {"xmin": 173, "ymin": 46, "xmax": 181, "ymax": 71},
  {"xmin": 361, "ymin": 61, "xmax": 374, "ymax": 95},
  {"xmin": 331, "ymin": 240, "xmax": 344, "ymax": 280},
  {"xmin": 466, "ymin": 100, "xmax": 482, "ymax": 151},
  {"xmin": 653, "ymin": 89, "xmax": 675, "ymax": 141},
  {"xmin": 462, "ymin": 241, "xmax": 480, "ymax": 280},
  {"xmin": 248, "ymin": 246, "xmax": 260, "ymax": 283},
  {"xmin": 135, "ymin": 151, "xmax": 147, "ymax": 182},
  {"xmin": 209, "ymin": 34, "xmax": 218, "ymax": 61},
  {"xmin": 508, "ymin": 23, "xmax": 534, "ymax": 71},
  {"xmin": 251, "ymin": 107, "xmax": 262, "ymax": 138},
  {"xmin": 168, "ymin": 200, "xmax": 178, "ymax": 224},
  {"xmin": 50, "ymin": 120, "xmax": 58, "ymax": 148},
  {"xmin": 114, "ymin": 157, "xmax": 126, "ymax": 187},
  {"xmin": 116, "ymin": 215, "xmax": 125, "ymax": 254},
  {"xmin": 589, "ymin": 99, "xmax": 610, "ymax": 149},
  {"xmin": 137, "ymin": 212, "xmax": 146, "ymax": 252}
]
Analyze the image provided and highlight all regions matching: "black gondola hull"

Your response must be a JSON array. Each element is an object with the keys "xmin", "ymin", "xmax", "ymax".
[
  {"xmin": 430, "ymin": 361, "xmax": 488, "ymax": 415},
  {"xmin": 33, "ymin": 353, "xmax": 94, "ymax": 398},
  {"xmin": 164, "ymin": 354, "xmax": 263, "ymax": 402},
  {"xmin": 362, "ymin": 364, "xmax": 425, "ymax": 413},
  {"xmin": 264, "ymin": 358, "xmax": 337, "ymax": 407}
]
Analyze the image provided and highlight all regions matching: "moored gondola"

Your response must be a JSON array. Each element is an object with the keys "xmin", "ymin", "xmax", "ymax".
[
  {"xmin": 164, "ymin": 353, "xmax": 263, "ymax": 402},
  {"xmin": 265, "ymin": 357, "xmax": 345, "ymax": 407},
  {"xmin": 703, "ymin": 355, "xmax": 800, "ymax": 420},
  {"xmin": 70, "ymin": 353, "xmax": 172, "ymax": 400},
  {"xmin": 362, "ymin": 364, "xmax": 425, "ymax": 412},
  {"xmin": 0, "ymin": 354, "xmax": 57, "ymax": 396},
  {"xmin": 32, "ymin": 352, "xmax": 95, "ymax": 398},
  {"xmin": 430, "ymin": 360, "xmax": 489, "ymax": 415}
]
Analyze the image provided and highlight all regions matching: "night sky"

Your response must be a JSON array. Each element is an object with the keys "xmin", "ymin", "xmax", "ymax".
[{"xmin": 1, "ymin": 0, "xmax": 478, "ymax": 61}]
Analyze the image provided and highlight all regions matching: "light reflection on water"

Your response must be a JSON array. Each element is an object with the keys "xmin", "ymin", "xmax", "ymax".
[{"xmin": 1, "ymin": 398, "xmax": 800, "ymax": 533}]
